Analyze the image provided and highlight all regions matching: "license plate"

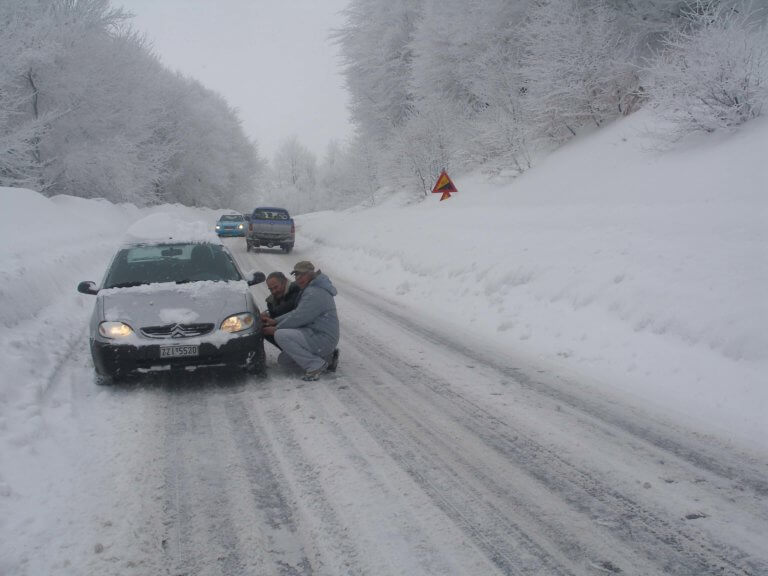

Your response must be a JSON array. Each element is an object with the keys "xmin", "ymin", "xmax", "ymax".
[{"xmin": 160, "ymin": 344, "xmax": 199, "ymax": 358}]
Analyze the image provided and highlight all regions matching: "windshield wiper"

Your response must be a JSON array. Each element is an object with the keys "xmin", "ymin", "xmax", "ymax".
[
  {"xmin": 175, "ymin": 278, "xmax": 225, "ymax": 284},
  {"xmin": 108, "ymin": 281, "xmax": 148, "ymax": 289}
]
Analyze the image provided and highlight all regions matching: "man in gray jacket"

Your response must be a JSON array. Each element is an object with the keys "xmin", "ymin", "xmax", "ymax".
[{"xmin": 265, "ymin": 260, "xmax": 340, "ymax": 381}]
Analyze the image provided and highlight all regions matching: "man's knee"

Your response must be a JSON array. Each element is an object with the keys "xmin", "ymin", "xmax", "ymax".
[{"xmin": 275, "ymin": 328, "xmax": 300, "ymax": 350}]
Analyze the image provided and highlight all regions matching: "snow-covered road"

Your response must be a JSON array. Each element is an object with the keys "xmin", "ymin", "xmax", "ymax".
[{"xmin": 8, "ymin": 236, "xmax": 764, "ymax": 576}]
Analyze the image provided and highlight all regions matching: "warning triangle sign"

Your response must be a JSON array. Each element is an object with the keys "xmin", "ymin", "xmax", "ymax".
[{"xmin": 431, "ymin": 170, "xmax": 458, "ymax": 195}]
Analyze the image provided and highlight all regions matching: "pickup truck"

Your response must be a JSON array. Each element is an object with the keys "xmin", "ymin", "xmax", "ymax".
[{"xmin": 245, "ymin": 207, "xmax": 295, "ymax": 253}]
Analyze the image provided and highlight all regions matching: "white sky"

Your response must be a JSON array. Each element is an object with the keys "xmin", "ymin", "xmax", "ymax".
[{"xmin": 117, "ymin": 0, "xmax": 352, "ymax": 161}]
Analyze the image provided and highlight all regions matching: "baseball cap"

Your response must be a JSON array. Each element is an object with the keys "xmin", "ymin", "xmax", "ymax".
[{"xmin": 291, "ymin": 261, "xmax": 315, "ymax": 275}]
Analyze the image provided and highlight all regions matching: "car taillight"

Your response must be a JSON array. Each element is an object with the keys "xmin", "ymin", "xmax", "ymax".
[
  {"xmin": 249, "ymin": 223, "xmax": 253, "ymax": 232},
  {"xmin": 290, "ymin": 222, "xmax": 295, "ymax": 234}
]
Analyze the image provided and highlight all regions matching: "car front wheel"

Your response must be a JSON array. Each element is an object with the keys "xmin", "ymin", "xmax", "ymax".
[
  {"xmin": 245, "ymin": 343, "xmax": 267, "ymax": 377},
  {"xmin": 94, "ymin": 370, "xmax": 124, "ymax": 385}
]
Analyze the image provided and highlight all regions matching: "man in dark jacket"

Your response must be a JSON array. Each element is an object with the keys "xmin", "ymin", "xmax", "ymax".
[
  {"xmin": 264, "ymin": 261, "xmax": 340, "ymax": 381},
  {"xmin": 260, "ymin": 271, "xmax": 301, "ymax": 350}
]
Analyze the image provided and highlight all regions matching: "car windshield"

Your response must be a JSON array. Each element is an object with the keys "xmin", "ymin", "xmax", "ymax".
[
  {"xmin": 103, "ymin": 242, "xmax": 242, "ymax": 288},
  {"xmin": 219, "ymin": 215, "xmax": 243, "ymax": 222}
]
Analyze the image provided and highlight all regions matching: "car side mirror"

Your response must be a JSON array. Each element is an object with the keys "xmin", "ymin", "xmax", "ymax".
[
  {"xmin": 77, "ymin": 281, "xmax": 99, "ymax": 295},
  {"xmin": 247, "ymin": 271, "xmax": 266, "ymax": 286}
]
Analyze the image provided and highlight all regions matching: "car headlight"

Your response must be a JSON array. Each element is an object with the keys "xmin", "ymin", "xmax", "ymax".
[
  {"xmin": 98, "ymin": 321, "xmax": 134, "ymax": 338},
  {"xmin": 237, "ymin": 224, "xmax": 244, "ymax": 229},
  {"xmin": 220, "ymin": 313, "xmax": 255, "ymax": 333},
  {"xmin": 215, "ymin": 224, "xmax": 221, "ymax": 229}
]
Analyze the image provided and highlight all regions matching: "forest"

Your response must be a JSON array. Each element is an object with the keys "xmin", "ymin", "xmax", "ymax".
[
  {"xmin": 2, "ymin": 0, "xmax": 766, "ymax": 211},
  {"xmin": 0, "ymin": 0, "xmax": 263, "ymax": 208}
]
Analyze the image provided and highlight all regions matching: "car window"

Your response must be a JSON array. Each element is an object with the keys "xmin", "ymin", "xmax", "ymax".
[
  {"xmin": 103, "ymin": 242, "xmax": 242, "ymax": 288},
  {"xmin": 126, "ymin": 244, "xmax": 193, "ymax": 262},
  {"xmin": 219, "ymin": 214, "xmax": 243, "ymax": 221},
  {"xmin": 252, "ymin": 210, "xmax": 289, "ymax": 220}
]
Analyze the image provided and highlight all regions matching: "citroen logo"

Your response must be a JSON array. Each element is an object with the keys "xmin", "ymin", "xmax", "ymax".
[{"xmin": 170, "ymin": 324, "xmax": 186, "ymax": 338}]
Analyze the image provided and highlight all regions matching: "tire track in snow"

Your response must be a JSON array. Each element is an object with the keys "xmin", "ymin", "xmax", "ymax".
[
  {"xmin": 339, "ymin": 282, "xmax": 768, "ymax": 500},
  {"xmin": 236, "ymin": 381, "xmax": 372, "ymax": 576},
  {"xmin": 221, "ymin": 386, "xmax": 316, "ymax": 576},
  {"xmin": 330, "ymin": 346, "xmax": 598, "ymax": 576},
  {"xmin": 265, "ymin": 379, "xmax": 506, "ymax": 576},
  {"xmin": 333, "ymin": 295, "xmax": 765, "ymax": 576},
  {"xmin": 161, "ymin": 382, "xmax": 248, "ymax": 576}
]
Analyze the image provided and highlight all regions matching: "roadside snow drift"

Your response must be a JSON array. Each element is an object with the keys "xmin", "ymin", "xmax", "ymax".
[{"xmin": 297, "ymin": 110, "xmax": 768, "ymax": 449}]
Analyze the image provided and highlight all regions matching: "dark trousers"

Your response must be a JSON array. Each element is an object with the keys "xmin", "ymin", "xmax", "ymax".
[{"xmin": 264, "ymin": 334, "xmax": 281, "ymax": 350}]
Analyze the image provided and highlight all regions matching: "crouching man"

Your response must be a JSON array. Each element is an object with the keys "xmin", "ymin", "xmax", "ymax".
[
  {"xmin": 267, "ymin": 261, "xmax": 339, "ymax": 381},
  {"xmin": 261, "ymin": 271, "xmax": 302, "ymax": 350}
]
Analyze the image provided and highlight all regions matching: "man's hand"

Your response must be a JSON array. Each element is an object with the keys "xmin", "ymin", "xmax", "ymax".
[
  {"xmin": 262, "ymin": 325, "xmax": 276, "ymax": 337},
  {"xmin": 261, "ymin": 313, "xmax": 276, "ymax": 326}
]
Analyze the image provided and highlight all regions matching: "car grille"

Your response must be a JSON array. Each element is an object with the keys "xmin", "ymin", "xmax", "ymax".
[{"xmin": 140, "ymin": 323, "xmax": 215, "ymax": 339}]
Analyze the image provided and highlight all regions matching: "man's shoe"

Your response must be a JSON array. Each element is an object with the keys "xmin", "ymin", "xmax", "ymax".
[
  {"xmin": 327, "ymin": 349, "xmax": 340, "ymax": 372},
  {"xmin": 302, "ymin": 363, "xmax": 327, "ymax": 381}
]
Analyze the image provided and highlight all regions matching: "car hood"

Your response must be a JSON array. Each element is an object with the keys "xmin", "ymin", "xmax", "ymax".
[{"xmin": 100, "ymin": 281, "xmax": 250, "ymax": 329}]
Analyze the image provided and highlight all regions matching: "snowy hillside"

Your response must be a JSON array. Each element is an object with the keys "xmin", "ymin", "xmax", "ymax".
[{"xmin": 298, "ymin": 110, "xmax": 768, "ymax": 450}]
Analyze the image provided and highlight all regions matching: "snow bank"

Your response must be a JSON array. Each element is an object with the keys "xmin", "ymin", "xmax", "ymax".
[
  {"xmin": 124, "ymin": 212, "xmax": 219, "ymax": 244},
  {"xmin": 296, "ymin": 110, "xmax": 768, "ymax": 448},
  {"xmin": 0, "ymin": 190, "xmax": 136, "ymax": 328},
  {"xmin": 0, "ymin": 188, "xmax": 225, "ymax": 447}
]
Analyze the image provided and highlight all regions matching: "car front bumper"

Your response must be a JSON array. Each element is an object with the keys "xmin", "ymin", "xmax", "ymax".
[
  {"xmin": 246, "ymin": 236, "xmax": 294, "ymax": 246},
  {"xmin": 216, "ymin": 228, "xmax": 245, "ymax": 237},
  {"xmin": 91, "ymin": 331, "xmax": 263, "ymax": 377}
]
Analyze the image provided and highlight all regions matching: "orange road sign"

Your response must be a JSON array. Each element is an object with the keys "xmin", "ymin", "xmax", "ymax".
[{"xmin": 432, "ymin": 170, "xmax": 458, "ymax": 201}]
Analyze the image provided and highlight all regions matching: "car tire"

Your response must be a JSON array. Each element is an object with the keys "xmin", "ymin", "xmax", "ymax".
[
  {"xmin": 246, "ymin": 342, "xmax": 267, "ymax": 377},
  {"xmin": 95, "ymin": 371, "xmax": 121, "ymax": 385},
  {"xmin": 95, "ymin": 373, "xmax": 111, "ymax": 385},
  {"xmin": 282, "ymin": 245, "xmax": 293, "ymax": 254},
  {"xmin": 246, "ymin": 242, "xmax": 251, "ymax": 252}
]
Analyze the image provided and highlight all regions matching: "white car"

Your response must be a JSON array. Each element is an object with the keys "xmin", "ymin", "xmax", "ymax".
[{"xmin": 77, "ymin": 218, "xmax": 266, "ymax": 383}]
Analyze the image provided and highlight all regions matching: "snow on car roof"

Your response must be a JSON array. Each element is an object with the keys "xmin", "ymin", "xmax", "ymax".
[{"xmin": 124, "ymin": 213, "xmax": 220, "ymax": 244}]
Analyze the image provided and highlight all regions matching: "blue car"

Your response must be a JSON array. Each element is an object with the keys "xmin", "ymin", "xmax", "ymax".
[{"xmin": 215, "ymin": 214, "xmax": 246, "ymax": 237}]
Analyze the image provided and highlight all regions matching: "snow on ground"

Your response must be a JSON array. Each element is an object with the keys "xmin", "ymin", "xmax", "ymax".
[
  {"xmin": 0, "ymin": 109, "xmax": 765, "ymax": 570},
  {"xmin": 298, "ymin": 109, "xmax": 767, "ymax": 451},
  {"xmin": 0, "ymin": 192, "xmax": 220, "ymax": 450}
]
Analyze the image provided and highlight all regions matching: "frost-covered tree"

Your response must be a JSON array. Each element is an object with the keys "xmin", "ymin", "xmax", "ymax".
[
  {"xmin": 520, "ymin": 0, "xmax": 638, "ymax": 142},
  {"xmin": 646, "ymin": 0, "xmax": 768, "ymax": 135},
  {"xmin": 409, "ymin": 0, "xmax": 486, "ymax": 112},
  {"xmin": 318, "ymin": 140, "xmax": 346, "ymax": 204},
  {"xmin": 271, "ymin": 136, "xmax": 318, "ymax": 213},
  {"xmin": 344, "ymin": 134, "xmax": 380, "ymax": 206},
  {"xmin": 384, "ymin": 103, "xmax": 468, "ymax": 195},
  {"xmin": 453, "ymin": 0, "xmax": 533, "ymax": 171},
  {"xmin": 273, "ymin": 136, "xmax": 316, "ymax": 189},
  {"xmin": 158, "ymin": 76, "xmax": 261, "ymax": 208},
  {"xmin": 1, "ymin": 0, "xmax": 263, "ymax": 207},
  {"xmin": 333, "ymin": 0, "xmax": 765, "ymax": 201},
  {"xmin": 40, "ymin": 27, "xmax": 174, "ymax": 204},
  {"xmin": 0, "ymin": 0, "xmax": 83, "ymax": 190},
  {"xmin": 335, "ymin": 0, "xmax": 422, "ymax": 146}
]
